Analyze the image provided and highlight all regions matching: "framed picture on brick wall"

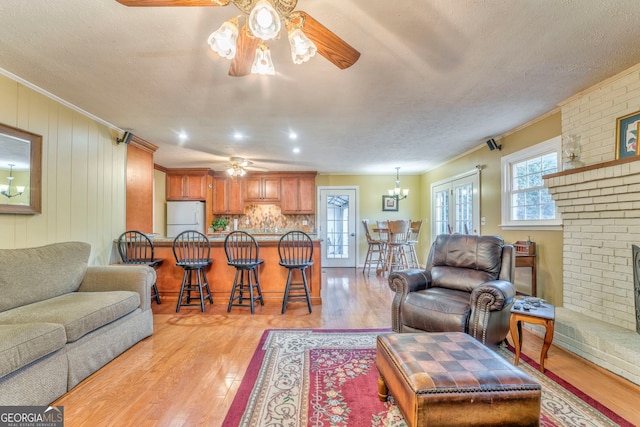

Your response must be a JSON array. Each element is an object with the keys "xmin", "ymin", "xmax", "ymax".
[{"xmin": 616, "ymin": 110, "xmax": 640, "ymax": 159}]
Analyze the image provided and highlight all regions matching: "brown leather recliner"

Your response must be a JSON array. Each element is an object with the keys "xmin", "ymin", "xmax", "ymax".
[{"xmin": 388, "ymin": 233, "xmax": 516, "ymax": 346}]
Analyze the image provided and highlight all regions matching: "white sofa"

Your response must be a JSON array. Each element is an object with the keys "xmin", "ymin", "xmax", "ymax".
[{"xmin": 0, "ymin": 242, "xmax": 154, "ymax": 405}]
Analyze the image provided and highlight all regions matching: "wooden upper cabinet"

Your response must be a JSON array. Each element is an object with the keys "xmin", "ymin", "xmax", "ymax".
[
  {"xmin": 126, "ymin": 138, "xmax": 158, "ymax": 233},
  {"xmin": 211, "ymin": 173, "xmax": 244, "ymax": 214},
  {"xmin": 280, "ymin": 173, "xmax": 317, "ymax": 214},
  {"xmin": 166, "ymin": 169, "xmax": 210, "ymax": 201},
  {"xmin": 244, "ymin": 175, "xmax": 281, "ymax": 203}
]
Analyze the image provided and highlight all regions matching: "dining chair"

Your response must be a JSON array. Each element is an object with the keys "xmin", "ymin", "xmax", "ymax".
[
  {"xmin": 172, "ymin": 230, "xmax": 213, "ymax": 312},
  {"xmin": 278, "ymin": 231, "xmax": 314, "ymax": 314},
  {"xmin": 224, "ymin": 231, "xmax": 264, "ymax": 314},
  {"xmin": 117, "ymin": 230, "xmax": 163, "ymax": 304}
]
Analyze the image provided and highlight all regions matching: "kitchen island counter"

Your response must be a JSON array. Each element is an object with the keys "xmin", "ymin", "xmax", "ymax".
[{"xmin": 124, "ymin": 233, "xmax": 322, "ymax": 307}]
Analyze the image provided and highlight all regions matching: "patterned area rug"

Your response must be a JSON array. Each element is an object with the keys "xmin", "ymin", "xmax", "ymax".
[{"xmin": 222, "ymin": 329, "xmax": 633, "ymax": 427}]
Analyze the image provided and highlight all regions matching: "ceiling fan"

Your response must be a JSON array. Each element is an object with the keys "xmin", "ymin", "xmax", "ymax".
[
  {"xmin": 114, "ymin": 0, "xmax": 361, "ymax": 76},
  {"xmin": 223, "ymin": 157, "xmax": 266, "ymax": 176}
]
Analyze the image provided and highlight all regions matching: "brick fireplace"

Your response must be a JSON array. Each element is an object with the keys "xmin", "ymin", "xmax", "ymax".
[
  {"xmin": 535, "ymin": 63, "xmax": 640, "ymax": 385},
  {"xmin": 543, "ymin": 158, "xmax": 640, "ymax": 385}
]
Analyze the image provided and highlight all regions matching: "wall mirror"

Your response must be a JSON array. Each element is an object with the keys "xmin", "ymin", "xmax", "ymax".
[{"xmin": 0, "ymin": 123, "xmax": 42, "ymax": 214}]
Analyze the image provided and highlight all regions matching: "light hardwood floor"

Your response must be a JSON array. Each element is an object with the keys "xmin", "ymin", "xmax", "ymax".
[{"xmin": 54, "ymin": 268, "xmax": 640, "ymax": 426}]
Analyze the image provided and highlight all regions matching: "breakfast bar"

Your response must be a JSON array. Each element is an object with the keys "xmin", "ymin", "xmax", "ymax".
[{"xmin": 135, "ymin": 234, "xmax": 322, "ymax": 307}]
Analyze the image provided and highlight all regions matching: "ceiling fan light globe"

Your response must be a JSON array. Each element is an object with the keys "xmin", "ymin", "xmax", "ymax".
[
  {"xmin": 208, "ymin": 20, "xmax": 239, "ymax": 59},
  {"xmin": 227, "ymin": 167, "xmax": 235, "ymax": 175},
  {"xmin": 251, "ymin": 44, "xmax": 275, "ymax": 75},
  {"xmin": 288, "ymin": 28, "xmax": 316, "ymax": 64},
  {"xmin": 249, "ymin": 0, "xmax": 281, "ymax": 40}
]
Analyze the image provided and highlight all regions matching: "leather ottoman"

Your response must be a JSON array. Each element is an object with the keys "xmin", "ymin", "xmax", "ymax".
[{"xmin": 376, "ymin": 332, "xmax": 541, "ymax": 427}]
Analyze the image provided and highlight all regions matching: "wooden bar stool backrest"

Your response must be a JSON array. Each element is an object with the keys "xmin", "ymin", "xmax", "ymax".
[
  {"xmin": 387, "ymin": 220, "xmax": 410, "ymax": 243},
  {"xmin": 278, "ymin": 231, "xmax": 314, "ymax": 267},
  {"xmin": 376, "ymin": 220, "xmax": 389, "ymax": 242},
  {"xmin": 224, "ymin": 231, "xmax": 261, "ymax": 266},
  {"xmin": 362, "ymin": 220, "xmax": 378, "ymax": 243},
  {"xmin": 172, "ymin": 230, "xmax": 211, "ymax": 266},
  {"xmin": 118, "ymin": 230, "xmax": 157, "ymax": 265},
  {"xmin": 408, "ymin": 220, "xmax": 423, "ymax": 242}
]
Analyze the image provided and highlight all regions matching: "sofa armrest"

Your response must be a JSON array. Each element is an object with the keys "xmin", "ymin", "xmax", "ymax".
[
  {"xmin": 469, "ymin": 279, "xmax": 516, "ymax": 345},
  {"xmin": 469, "ymin": 279, "xmax": 515, "ymax": 312},
  {"xmin": 388, "ymin": 269, "xmax": 430, "ymax": 293},
  {"xmin": 388, "ymin": 269, "xmax": 431, "ymax": 332},
  {"xmin": 78, "ymin": 265, "xmax": 154, "ymax": 311}
]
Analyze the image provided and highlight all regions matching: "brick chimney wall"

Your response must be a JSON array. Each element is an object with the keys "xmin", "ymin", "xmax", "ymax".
[{"xmin": 548, "ymin": 63, "xmax": 640, "ymax": 332}]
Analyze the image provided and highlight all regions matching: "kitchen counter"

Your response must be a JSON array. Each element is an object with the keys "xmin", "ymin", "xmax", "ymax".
[
  {"xmin": 116, "ymin": 232, "xmax": 322, "ymax": 308},
  {"xmin": 150, "ymin": 232, "xmax": 320, "ymax": 244}
]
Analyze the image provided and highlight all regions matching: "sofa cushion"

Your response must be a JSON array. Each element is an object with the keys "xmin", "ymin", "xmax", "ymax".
[
  {"xmin": 403, "ymin": 287, "xmax": 471, "ymax": 333},
  {"xmin": 0, "ymin": 291, "xmax": 140, "ymax": 342},
  {"xmin": 0, "ymin": 323, "xmax": 66, "ymax": 378},
  {"xmin": 0, "ymin": 242, "xmax": 90, "ymax": 312}
]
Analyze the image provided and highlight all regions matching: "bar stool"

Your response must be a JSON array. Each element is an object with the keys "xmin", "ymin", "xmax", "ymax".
[
  {"xmin": 362, "ymin": 220, "xmax": 385, "ymax": 275},
  {"xmin": 278, "ymin": 231, "xmax": 314, "ymax": 314},
  {"xmin": 117, "ymin": 230, "xmax": 163, "ymax": 304},
  {"xmin": 224, "ymin": 231, "xmax": 264, "ymax": 314},
  {"xmin": 172, "ymin": 230, "xmax": 213, "ymax": 312},
  {"xmin": 404, "ymin": 220, "xmax": 423, "ymax": 269},
  {"xmin": 383, "ymin": 220, "xmax": 410, "ymax": 274}
]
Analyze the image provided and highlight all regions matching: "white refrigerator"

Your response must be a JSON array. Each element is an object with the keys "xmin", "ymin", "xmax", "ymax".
[{"xmin": 166, "ymin": 201, "xmax": 206, "ymax": 237}]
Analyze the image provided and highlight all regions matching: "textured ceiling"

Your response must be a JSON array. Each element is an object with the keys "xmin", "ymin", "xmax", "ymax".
[{"xmin": 1, "ymin": 0, "xmax": 640, "ymax": 175}]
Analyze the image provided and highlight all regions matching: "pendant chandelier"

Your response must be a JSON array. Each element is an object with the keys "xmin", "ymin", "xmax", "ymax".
[
  {"xmin": 388, "ymin": 167, "xmax": 409, "ymax": 201},
  {"xmin": 0, "ymin": 164, "xmax": 25, "ymax": 199}
]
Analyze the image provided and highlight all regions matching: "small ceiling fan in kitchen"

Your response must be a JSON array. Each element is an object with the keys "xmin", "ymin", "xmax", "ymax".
[
  {"xmin": 223, "ymin": 157, "xmax": 266, "ymax": 176},
  {"xmin": 114, "ymin": 0, "xmax": 361, "ymax": 76}
]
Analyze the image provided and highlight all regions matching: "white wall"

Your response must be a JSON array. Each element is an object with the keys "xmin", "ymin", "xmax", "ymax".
[{"xmin": 0, "ymin": 74, "xmax": 126, "ymax": 265}]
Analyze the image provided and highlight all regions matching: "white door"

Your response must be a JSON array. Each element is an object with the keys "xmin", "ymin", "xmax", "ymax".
[
  {"xmin": 318, "ymin": 187, "xmax": 358, "ymax": 268},
  {"xmin": 431, "ymin": 171, "xmax": 480, "ymax": 241}
]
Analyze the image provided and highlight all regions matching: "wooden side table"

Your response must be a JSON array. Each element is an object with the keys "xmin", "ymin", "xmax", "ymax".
[{"xmin": 509, "ymin": 301, "xmax": 555, "ymax": 372}]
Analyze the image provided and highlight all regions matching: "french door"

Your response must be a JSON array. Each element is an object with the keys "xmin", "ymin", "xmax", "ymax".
[
  {"xmin": 318, "ymin": 187, "xmax": 358, "ymax": 268},
  {"xmin": 431, "ymin": 171, "xmax": 480, "ymax": 241}
]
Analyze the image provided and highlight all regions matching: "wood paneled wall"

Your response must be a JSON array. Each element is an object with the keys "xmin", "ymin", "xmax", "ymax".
[{"xmin": 0, "ymin": 74, "xmax": 126, "ymax": 265}]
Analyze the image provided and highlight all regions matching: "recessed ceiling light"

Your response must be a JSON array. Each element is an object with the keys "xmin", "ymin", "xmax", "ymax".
[
  {"xmin": 178, "ymin": 132, "xmax": 188, "ymax": 140},
  {"xmin": 293, "ymin": 147, "xmax": 300, "ymax": 154},
  {"xmin": 289, "ymin": 131, "xmax": 298, "ymax": 140},
  {"xmin": 233, "ymin": 132, "xmax": 243, "ymax": 140}
]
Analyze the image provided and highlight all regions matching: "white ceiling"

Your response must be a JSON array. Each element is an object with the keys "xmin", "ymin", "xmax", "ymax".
[{"xmin": 1, "ymin": 0, "xmax": 640, "ymax": 175}]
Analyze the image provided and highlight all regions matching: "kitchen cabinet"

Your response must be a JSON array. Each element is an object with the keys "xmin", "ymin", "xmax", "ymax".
[
  {"xmin": 166, "ymin": 168, "xmax": 211, "ymax": 201},
  {"xmin": 280, "ymin": 174, "xmax": 317, "ymax": 214},
  {"xmin": 244, "ymin": 175, "xmax": 281, "ymax": 203},
  {"xmin": 211, "ymin": 173, "xmax": 244, "ymax": 214},
  {"xmin": 126, "ymin": 137, "xmax": 158, "ymax": 232}
]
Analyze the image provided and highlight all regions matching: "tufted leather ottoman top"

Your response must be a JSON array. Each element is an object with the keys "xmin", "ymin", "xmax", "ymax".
[{"xmin": 377, "ymin": 332, "xmax": 540, "ymax": 395}]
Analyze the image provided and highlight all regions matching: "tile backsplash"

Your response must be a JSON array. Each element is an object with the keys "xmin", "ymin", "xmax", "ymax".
[{"xmin": 212, "ymin": 204, "xmax": 315, "ymax": 233}]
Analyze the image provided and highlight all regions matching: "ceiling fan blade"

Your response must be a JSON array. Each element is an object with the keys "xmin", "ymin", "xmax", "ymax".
[
  {"xmin": 297, "ymin": 11, "xmax": 360, "ymax": 70},
  {"xmin": 229, "ymin": 24, "xmax": 260, "ymax": 77},
  {"xmin": 115, "ymin": 0, "xmax": 228, "ymax": 6}
]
